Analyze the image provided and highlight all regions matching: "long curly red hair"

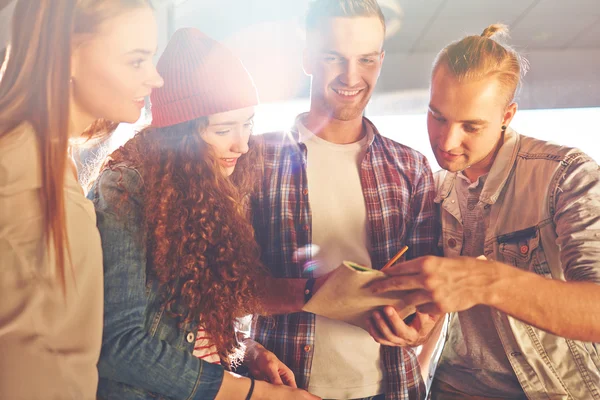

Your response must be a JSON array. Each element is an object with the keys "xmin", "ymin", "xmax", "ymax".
[{"xmin": 107, "ymin": 117, "xmax": 266, "ymax": 365}]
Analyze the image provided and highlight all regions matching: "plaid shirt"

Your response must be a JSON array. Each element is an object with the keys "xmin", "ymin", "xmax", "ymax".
[{"xmin": 251, "ymin": 116, "xmax": 437, "ymax": 400}]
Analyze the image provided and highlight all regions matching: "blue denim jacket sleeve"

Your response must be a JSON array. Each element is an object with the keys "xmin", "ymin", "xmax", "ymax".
[
  {"xmin": 553, "ymin": 154, "xmax": 600, "ymax": 284},
  {"xmin": 92, "ymin": 166, "xmax": 224, "ymax": 400}
]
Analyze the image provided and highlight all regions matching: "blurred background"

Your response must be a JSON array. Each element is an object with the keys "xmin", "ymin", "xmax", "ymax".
[{"xmin": 1, "ymin": 0, "xmax": 599, "ymax": 168}]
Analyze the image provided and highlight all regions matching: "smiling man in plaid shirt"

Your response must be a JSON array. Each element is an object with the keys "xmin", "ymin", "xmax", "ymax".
[{"xmin": 249, "ymin": 1, "xmax": 439, "ymax": 399}]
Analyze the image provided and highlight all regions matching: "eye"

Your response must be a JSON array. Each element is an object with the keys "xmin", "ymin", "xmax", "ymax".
[
  {"xmin": 430, "ymin": 112, "xmax": 446, "ymax": 123},
  {"xmin": 131, "ymin": 59, "xmax": 145, "ymax": 69},
  {"xmin": 360, "ymin": 57, "xmax": 376, "ymax": 65},
  {"xmin": 323, "ymin": 55, "xmax": 339, "ymax": 63},
  {"xmin": 463, "ymin": 124, "xmax": 480, "ymax": 134},
  {"xmin": 215, "ymin": 130, "xmax": 230, "ymax": 136}
]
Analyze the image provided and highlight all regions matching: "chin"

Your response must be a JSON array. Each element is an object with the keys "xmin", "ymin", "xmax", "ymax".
[
  {"xmin": 116, "ymin": 109, "xmax": 143, "ymax": 125},
  {"xmin": 332, "ymin": 106, "xmax": 363, "ymax": 121}
]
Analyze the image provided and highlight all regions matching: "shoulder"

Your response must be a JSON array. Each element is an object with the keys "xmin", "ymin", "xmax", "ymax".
[
  {"xmin": 91, "ymin": 163, "xmax": 145, "ymax": 208},
  {"xmin": 372, "ymin": 134, "xmax": 432, "ymax": 175},
  {"xmin": 517, "ymin": 133, "xmax": 590, "ymax": 163}
]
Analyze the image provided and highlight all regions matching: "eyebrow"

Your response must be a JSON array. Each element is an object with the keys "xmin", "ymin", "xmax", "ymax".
[
  {"xmin": 429, "ymin": 105, "xmax": 488, "ymax": 125},
  {"xmin": 322, "ymin": 50, "xmax": 381, "ymax": 58},
  {"xmin": 210, "ymin": 113, "xmax": 255, "ymax": 127},
  {"xmin": 124, "ymin": 48, "xmax": 157, "ymax": 57}
]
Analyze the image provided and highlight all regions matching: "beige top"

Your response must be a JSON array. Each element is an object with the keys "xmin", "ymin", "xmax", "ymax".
[
  {"xmin": 0, "ymin": 123, "xmax": 103, "ymax": 399},
  {"xmin": 299, "ymin": 120, "xmax": 385, "ymax": 399}
]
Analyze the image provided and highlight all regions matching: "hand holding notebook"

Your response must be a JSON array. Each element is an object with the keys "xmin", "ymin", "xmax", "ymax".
[{"xmin": 301, "ymin": 259, "xmax": 416, "ymax": 332}]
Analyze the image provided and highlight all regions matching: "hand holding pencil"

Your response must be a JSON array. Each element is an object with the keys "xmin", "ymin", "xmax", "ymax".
[{"xmin": 381, "ymin": 245, "xmax": 409, "ymax": 271}]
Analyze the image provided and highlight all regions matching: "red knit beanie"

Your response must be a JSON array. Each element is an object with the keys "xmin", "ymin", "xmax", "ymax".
[{"xmin": 150, "ymin": 28, "xmax": 259, "ymax": 128}]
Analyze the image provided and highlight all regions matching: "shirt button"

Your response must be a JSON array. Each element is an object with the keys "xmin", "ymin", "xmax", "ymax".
[
  {"xmin": 304, "ymin": 345, "xmax": 311, "ymax": 353},
  {"xmin": 303, "ymin": 188, "xmax": 309, "ymax": 196},
  {"xmin": 448, "ymin": 238, "xmax": 457, "ymax": 248},
  {"xmin": 303, "ymin": 224, "xmax": 309, "ymax": 231},
  {"xmin": 520, "ymin": 245, "xmax": 529, "ymax": 254},
  {"xmin": 467, "ymin": 203, "xmax": 475, "ymax": 211},
  {"xmin": 186, "ymin": 332, "xmax": 195, "ymax": 343}
]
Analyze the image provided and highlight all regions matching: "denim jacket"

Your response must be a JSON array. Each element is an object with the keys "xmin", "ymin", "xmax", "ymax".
[
  {"xmin": 435, "ymin": 130, "xmax": 600, "ymax": 399},
  {"xmin": 88, "ymin": 165, "xmax": 224, "ymax": 400}
]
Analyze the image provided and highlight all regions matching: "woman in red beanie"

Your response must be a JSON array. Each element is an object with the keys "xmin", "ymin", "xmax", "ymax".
[{"xmin": 89, "ymin": 28, "xmax": 319, "ymax": 400}]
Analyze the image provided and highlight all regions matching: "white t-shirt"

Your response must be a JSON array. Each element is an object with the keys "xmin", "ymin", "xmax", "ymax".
[{"xmin": 299, "ymin": 120, "xmax": 385, "ymax": 399}]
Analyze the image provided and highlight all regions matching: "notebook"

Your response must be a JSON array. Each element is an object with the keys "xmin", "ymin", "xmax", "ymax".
[{"xmin": 302, "ymin": 261, "xmax": 417, "ymax": 331}]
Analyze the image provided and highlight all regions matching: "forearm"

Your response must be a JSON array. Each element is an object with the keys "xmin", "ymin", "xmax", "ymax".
[
  {"xmin": 99, "ymin": 328, "xmax": 224, "ymax": 400},
  {"xmin": 486, "ymin": 261, "xmax": 600, "ymax": 342},
  {"xmin": 259, "ymin": 276, "xmax": 307, "ymax": 314}
]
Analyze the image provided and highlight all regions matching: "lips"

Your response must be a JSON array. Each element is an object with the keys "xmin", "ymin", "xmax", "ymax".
[
  {"xmin": 332, "ymin": 88, "xmax": 364, "ymax": 98},
  {"xmin": 439, "ymin": 149, "xmax": 462, "ymax": 161},
  {"xmin": 220, "ymin": 158, "xmax": 239, "ymax": 168},
  {"xmin": 133, "ymin": 94, "xmax": 151, "ymax": 108}
]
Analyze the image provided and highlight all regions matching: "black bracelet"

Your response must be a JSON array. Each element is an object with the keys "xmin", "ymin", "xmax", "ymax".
[
  {"xmin": 304, "ymin": 278, "xmax": 316, "ymax": 303},
  {"xmin": 245, "ymin": 376, "xmax": 255, "ymax": 400}
]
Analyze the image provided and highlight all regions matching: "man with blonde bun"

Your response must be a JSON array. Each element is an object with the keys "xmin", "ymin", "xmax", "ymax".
[{"xmin": 370, "ymin": 24, "xmax": 600, "ymax": 399}]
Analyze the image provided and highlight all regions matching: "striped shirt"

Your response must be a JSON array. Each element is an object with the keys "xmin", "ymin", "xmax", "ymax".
[
  {"xmin": 251, "ymin": 116, "xmax": 438, "ymax": 400},
  {"xmin": 192, "ymin": 328, "xmax": 221, "ymax": 365}
]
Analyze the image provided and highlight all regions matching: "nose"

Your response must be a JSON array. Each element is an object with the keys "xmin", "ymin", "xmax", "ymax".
[
  {"xmin": 438, "ymin": 124, "xmax": 463, "ymax": 152},
  {"xmin": 148, "ymin": 66, "xmax": 164, "ymax": 89},
  {"xmin": 232, "ymin": 130, "xmax": 250, "ymax": 155},
  {"xmin": 339, "ymin": 60, "xmax": 361, "ymax": 88}
]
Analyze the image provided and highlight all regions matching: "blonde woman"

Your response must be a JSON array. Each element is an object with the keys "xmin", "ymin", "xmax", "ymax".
[{"xmin": 0, "ymin": 1, "xmax": 163, "ymax": 398}]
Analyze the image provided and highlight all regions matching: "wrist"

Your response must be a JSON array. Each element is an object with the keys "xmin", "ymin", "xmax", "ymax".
[{"xmin": 483, "ymin": 260, "xmax": 514, "ymax": 307}]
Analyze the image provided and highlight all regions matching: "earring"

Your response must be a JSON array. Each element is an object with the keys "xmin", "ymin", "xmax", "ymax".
[{"xmin": 501, "ymin": 125, "xmax": 507, "ymax": 131}]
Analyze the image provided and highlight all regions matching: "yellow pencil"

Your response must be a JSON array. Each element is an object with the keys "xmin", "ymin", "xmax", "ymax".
[{"xmin": 381, "ymin": 245, "xmax": 409, "ymax": 271}]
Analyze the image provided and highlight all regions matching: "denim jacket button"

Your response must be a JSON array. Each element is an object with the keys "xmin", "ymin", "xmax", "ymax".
[
  {"xmin": 304, "ymin": 345, "xmax": 311, "ymax": 352},
  {"xmin": 448, "ymin": 238, "xmax": 457, "ymax": 248},
  {"xmin": 520, "ymin": 245, "xmax": 529, "ymax": 254},
  {"xmin": 186, "ymin": 332, "xmax": 195, "ymax": 343}
]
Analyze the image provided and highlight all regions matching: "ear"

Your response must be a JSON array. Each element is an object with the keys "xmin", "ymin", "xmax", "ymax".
[
  {"xmin": 502, "ymin": 102, "xmax": 518, "ymax": 128},
  {"xmin": 302, "ymin": 48, "xmax": 312, "ymax": 76}
]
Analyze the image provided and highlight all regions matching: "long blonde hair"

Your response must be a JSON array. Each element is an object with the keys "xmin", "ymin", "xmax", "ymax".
[
  {"xmin": 432, "ymin": 23, "xmax": 529, "ymax": 106},
  {"xmin": 0, "ymin": 0, "xmax": 151, "ymax": 289}
]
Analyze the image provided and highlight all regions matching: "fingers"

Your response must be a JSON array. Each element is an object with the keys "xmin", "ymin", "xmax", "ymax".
[
  {"xmin": 416, "ymin": 302, "xmax": 442, "ymax": 316},
  {"xmin": 402, "ymin": 289, "xmax": 434, "ymax": 308},
  {"xmin": 374, "ymin": 308, "xmax": 419, "ymax": 345},
  {"xmin": 370, "ymin": 275, "xmax": 425, "ymax": 293},
  {"xmin": 265, "ymin": 361, "xmax": 284, "ymax": 385},
  {"xmin": 366, "ymin": 318, "xmax": 403, "ymax": 347},
  {"xmin": 382, "ymin": 258, "xmax": 427, "ymax": 276},
  {"xmin": 279, "ymin": 364, "xmax": 297, "ymax": 388}
]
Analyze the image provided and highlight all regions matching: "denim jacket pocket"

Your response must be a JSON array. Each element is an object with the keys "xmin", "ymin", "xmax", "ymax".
[{"xmin": 497, "ymin": 226, "xmax": 551, "ymax": 276}]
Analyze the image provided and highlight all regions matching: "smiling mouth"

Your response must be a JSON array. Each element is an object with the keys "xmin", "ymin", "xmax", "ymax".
[
  {"xmin": 220, "ymin": 158, "xmax": 239, "ymax": 166},
  {"xmin": 333, "ymin": 88, "xmax": 363, "ymax": 97}
]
